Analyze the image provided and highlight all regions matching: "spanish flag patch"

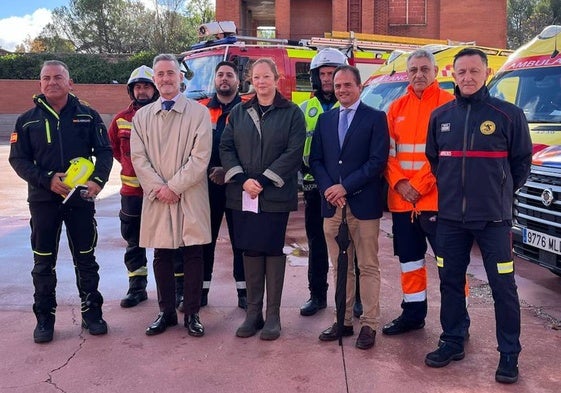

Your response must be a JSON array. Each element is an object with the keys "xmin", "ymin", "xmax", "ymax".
[{"xmin": 10, "ymin": 132, "xmax": 17, "ymax": 143}]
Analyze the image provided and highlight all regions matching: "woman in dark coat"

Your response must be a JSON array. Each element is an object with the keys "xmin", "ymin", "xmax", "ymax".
[{"xmin": 220, "ymin": 58, "xmax": 305, "ymax": 340}]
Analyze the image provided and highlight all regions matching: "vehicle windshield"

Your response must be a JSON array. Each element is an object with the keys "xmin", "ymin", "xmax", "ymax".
[
  {"xmin": 361, "ymin": 79, "xmax": 456, "ymax": 113},
  {"xmin": 180, "ymin": 54, "xmax": 224, "ymax": 100},
  {"xmin": 488, "ymin": 67, "xmax": 561, "ymax": 123},
  {"xmin": 361, "ymin": 81, "xmax": 409, "ymax": 112}
]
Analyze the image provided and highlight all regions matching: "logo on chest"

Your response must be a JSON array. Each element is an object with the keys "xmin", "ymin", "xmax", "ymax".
[
  {"xmin": 440, "ymin": 123, "xmax": 451, "ymax": 132},
  {"xmin": 480, "ymin": 120, "xmax": 496, "ymax": 135}
]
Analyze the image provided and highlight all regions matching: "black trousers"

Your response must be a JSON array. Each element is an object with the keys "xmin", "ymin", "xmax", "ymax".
[
  {"xmin": 120, "ymin": 195, "xmax": 183, "ymax": 278},
  {"xmin": 202, "ymin": 181, "xmax": 244, "ymax": 293},
  {"xmin": 29, "ymin": 201, "xmax": 102, "ymax": 314},
  {"xmin": 154, "ymin": 246, "xmax": 204, "ymax": 316},
  {"xmin": 436, "ymin": 220, "xmax": 521, "ymax": 354},
  {"xmin": 120, "ymin": 195, "xmax": 147, "ymax": 274},
  {"xmin": 303, "ymin": 188, "xmax": 329, "ymax": 299}
]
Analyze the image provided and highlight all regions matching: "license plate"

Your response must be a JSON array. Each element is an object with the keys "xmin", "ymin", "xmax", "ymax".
[{"xmin": 522, "ymin": 227, "xmax": 561, "ymax": 255}]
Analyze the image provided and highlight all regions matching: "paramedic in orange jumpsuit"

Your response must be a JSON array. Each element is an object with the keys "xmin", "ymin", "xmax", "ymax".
[{"xmin": 382, "ymin": 49, "xmax": 469, "ymax": 336}]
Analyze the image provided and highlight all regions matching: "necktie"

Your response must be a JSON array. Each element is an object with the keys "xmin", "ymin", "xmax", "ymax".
[
  {"xmin": 162, "ymin": 100, "xmax": 175, "ymax": 111},
  {"xmin": 338, "ymin": 108, "xmax": 351, "ymax": 147}
]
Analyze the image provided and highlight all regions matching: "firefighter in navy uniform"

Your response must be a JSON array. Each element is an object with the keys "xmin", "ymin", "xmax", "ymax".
[
  {"xmin": 197, "ymin": 61, "xmax": 247, "ymax": 309},
  {"xmin": 424, "ymin": 48, "xmax": 532, "ymax": 385},
  {"xmin": 299, "ymin": 48, "xmax": 364, "ymax": 317},
  {"xmin": 9, "ymin": 60, "xmax": 113, "ymax": 343}
]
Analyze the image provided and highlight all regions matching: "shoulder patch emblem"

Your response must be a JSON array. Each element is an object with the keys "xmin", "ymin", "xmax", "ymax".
[
  {"xmin": 440, "ymin": 123, "xmax": 451, "ymax": 132},
  {"xmin": 480, "ymin": 121, "xmax": 496, "ymax": 135},
  {"xmin": 10, "ymin": 132, "xmax": 17, "ymax": 143},
  {"xmin": 308, "ymin": 107, "xmax": 318, "ymax": 117}
]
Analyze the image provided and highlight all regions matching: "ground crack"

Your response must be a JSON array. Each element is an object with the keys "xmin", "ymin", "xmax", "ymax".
[
  {"xmin": 44, "ymin": 307, "xmax": 86, "ymax": 392},
  {"xmin": 520, "ymin": 298, "xmax": 561, "ymax": 329}
]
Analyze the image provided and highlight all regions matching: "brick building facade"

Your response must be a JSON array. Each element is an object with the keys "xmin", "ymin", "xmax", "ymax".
[
  {"xmin": 0, "ymin": 80, "xmax": 130, "ymax": 140},
  {"xmin": 215, "ymin": 0, "xmax": 507, "ymax": 48}
]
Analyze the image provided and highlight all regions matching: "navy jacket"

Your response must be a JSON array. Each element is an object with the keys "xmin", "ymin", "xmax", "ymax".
[
  {"xmin": 310, "ymin": 101, "xmax": 389, "ymax": 219},
  {"xmin": 425, "ymin": 85, "xmax": 532, "ymax": 222},
  {"xmin": 9, "ymin": 94, "xmax": 113, "ymax": 203}
]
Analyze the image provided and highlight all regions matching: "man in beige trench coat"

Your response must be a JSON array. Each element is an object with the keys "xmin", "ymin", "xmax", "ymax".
[{"xmin": 131, "ymin": 54, "xmax": 212, "ymax": 337}]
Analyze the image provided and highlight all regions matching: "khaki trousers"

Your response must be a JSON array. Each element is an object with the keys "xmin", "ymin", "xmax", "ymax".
[{"xmin": 324, "ymin": 207, "xmax": 381, "ymax": 329}]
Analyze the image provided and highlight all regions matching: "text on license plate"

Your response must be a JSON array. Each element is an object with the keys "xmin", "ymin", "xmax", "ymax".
[{"xmin": 522, "ymin": 227, "xmax": 561, "ymax": 255}]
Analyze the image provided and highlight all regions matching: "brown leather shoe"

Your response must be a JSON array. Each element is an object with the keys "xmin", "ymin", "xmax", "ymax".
[
  {"xmin": 355, "ymin": 326, "xmax": 376, "ymax": 350},
  {"xmin": 319, "ymin": 323, "xmax": 354, "ymax": 341}
]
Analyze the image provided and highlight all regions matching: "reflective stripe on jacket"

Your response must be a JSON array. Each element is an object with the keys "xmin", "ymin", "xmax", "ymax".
[
  {"xmin": 199, "ymin": 94, "xmax": 248, "ymax": 168},
  {"xmin": 9, "ymin": 93, "xmax": 113, "ymax": 202},
  {"xmin": 108, "ymin": 102, "xmax": 143, "ymax": 196},
  {"xmin": 301, "ymin": 96, "xmax": 339, "ymax": 182},
  {"xmin": 385, "ymin": 81, "xmax": 454, "ymax": 212},
  {"xmin": 425, "ymin": 85, "xmax": 533, "ymax": 222}
]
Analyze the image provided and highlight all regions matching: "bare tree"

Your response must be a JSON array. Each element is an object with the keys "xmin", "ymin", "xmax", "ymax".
[
  {"xmin": 150, "ymin": 0, "xmax": 191, "ymax": 53},
  {"xmin": 41, "ymin": 0, "xmax": 146, "ymax": 53},
  {"xmin": 508, "ymin": 0, "xmax": 539, "ymax": 48},
  {"xmin": 37, "ymin": 0, "xmax": 214, "ymax": 54},
  {"xmin": 550, "ymin": 0, "xmax": 561, "ymax": 23},
  {"xmin": 149, "ymin": 0, "xmax": 215, "ymax": 53},
  {"xmin": 507, "ymin": 0, "xmax": 561, "ymax": 48}
]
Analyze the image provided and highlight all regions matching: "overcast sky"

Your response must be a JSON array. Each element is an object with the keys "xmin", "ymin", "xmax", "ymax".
[{"xmin": 0, "ymin": 1, "xmax": 216, "ymax": 52}]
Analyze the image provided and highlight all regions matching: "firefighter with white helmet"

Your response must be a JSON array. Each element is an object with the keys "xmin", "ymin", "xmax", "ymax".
[
  {"xmin": 110, "ymin": 65, "xmax": 185, "ymax": 309},
  {"xmin": 126, "ymin": 65, "xmax": 159, "ymax": 105},
  {"xmin": 299, "ymin": 48, "xmax": 357, "ymax": 316},
  {"xmin": 308, "ymin": 47, "xmax": 348, "ymax": 92}
]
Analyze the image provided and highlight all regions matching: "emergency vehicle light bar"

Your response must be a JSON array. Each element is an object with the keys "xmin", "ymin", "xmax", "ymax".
[{"xmin": 306, "ymin": 37, "xmax": 422, "ymax": 52}]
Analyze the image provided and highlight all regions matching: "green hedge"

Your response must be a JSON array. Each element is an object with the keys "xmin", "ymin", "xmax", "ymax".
[{"xmin": 0, "ymin": 52, "xmax": 157, "ymax": 83}]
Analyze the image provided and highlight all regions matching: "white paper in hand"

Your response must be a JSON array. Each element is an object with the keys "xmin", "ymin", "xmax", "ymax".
[{"xmin": 242, "ymin": 191, "xmax": 259, "ymax": 213}]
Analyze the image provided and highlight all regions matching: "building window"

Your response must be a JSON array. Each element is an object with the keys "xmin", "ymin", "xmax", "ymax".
[
  {"xmin": 349, "ymin": 0, "xmax": 362, "ymax": 32},
  {"xmin": 389, "ymin": 0, "xmax": 427, "ymax": 26}
]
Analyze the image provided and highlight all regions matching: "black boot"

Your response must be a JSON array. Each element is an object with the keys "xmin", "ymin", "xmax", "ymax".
[
  {"xmin": 175, "ymin": 275, "xmax": 184, "ymax": 313},
  {"xmin": 300, "ymin": 294, "xmax": 327, "ymax": 316},
  {"xmin": 81, "ymin": 293, "xmax": 108, "ymax": 336},
  {"xmin": 237, "ymin": 288, "xmax": 247, "ymax": 310},
  {"xmin": 201, "ymin": 288, "xmax": 209, "ymax": 307},
  {"xmin": 495, "ymin": 353, "xmax": 519, "ymax": 384},
  {"xmin": 236, "ymin": 255, "xmax": 265, "ymax": 338},
  {"xmin": 120, "ymin": 276, "xmax": 148, "ymax": 308},
  {"xmin": 33, "ymin": 305, "xmax": 55, "ymax": 343},
  {"xmin": 260, "ymin": 255, "xmax": 286, "ymax": 341}
]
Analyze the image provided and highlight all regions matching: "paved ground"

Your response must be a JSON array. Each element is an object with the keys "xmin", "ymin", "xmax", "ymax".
[{"xmin": 1, "ymin": 144, "xmax": 561, "ymax": 393}]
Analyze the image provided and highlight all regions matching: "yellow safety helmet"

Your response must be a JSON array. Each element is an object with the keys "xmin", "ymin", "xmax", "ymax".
[{"xmin": 63, "ymin": 157, "xmax": 94, "ymax": 188}]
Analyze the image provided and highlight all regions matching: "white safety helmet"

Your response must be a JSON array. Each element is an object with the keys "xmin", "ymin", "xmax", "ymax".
[
  {"xmin": 127, "ymin": 65, "xmax": 159, "ymax": 105},
  {"xmin": 311, "ymin": 48, "xmax": 348, "ymax": 70},
  {"xmin": 310, "ymin": 48, "xmax": 348, "ymax": 90}
]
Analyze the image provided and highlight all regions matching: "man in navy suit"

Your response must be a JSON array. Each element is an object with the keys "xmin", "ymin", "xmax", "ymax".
[{"xmin": 310, "ymin": 65, "xmax": 389, "ymax": 350}]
